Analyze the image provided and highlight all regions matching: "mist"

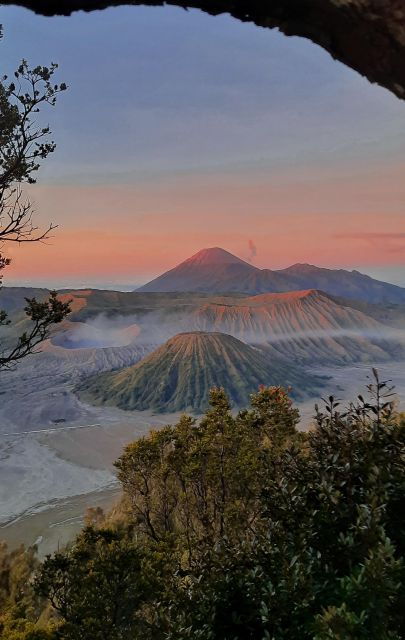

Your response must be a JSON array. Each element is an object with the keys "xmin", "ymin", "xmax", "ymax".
[{"xmin": 50, "ymin": 307, "xmax": 405, "ymax": 360}]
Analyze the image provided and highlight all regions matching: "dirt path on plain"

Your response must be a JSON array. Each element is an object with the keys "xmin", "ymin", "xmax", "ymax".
[{"xmin": 0, "ymin": 486, "xmax": 121, "ymax": 557}]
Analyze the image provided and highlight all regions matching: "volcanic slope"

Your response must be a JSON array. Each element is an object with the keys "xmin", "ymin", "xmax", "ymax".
[
  {"xmin": 136, "ymin": 248, "xmax": 260, "ymax": 295},
  {"xmin": 137, "ymin": 247, "xmax": 405, "ymax": 303},
  {"xmin": 77, "ymin": 332, "xmax": 321, "ymax": 413},
  {"xmin": 41, "ymin": 288, "xmax": 405, "ymax": 366},
  {"xmin": 181, "ymin": 290, "xmax": 405, "ymax": 365}
]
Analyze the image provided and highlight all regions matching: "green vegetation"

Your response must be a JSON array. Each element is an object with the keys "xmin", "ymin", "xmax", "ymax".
[
  {"xmin": 77, "ymin": 331, "xmax": 322, "ymax": 412},
  {"xmin": 1, "ymin": 371, "xmax": 404, "ymax": 639}
]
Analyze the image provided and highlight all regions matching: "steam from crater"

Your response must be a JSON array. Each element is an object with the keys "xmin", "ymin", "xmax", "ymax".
[{"xmin": 51, "ymin": 314, "xmax": 140, "ymax": 349}]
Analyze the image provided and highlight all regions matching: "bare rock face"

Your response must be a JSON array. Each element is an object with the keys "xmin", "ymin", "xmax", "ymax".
[{"xmin": 4, "ymin": 0, "xmax": 405, "ymax": 100}]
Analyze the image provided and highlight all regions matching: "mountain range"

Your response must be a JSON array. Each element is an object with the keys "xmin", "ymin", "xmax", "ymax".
[
  {"xmin": 1, "ymin": 248, "xmax": 404, "ymax": 416},
  {"xmin": 137, "ymin": 248, "xmax": 405, "ymax": 304},
  {"xmin": 22, "ymin": 287, "xmax": 400, "ymax": 367},
  {"xmin": 68, "ymin": 286, "xmax": 405, "ymax": 413}
]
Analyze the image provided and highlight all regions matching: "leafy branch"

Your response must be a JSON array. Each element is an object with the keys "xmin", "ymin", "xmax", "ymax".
[{"xmin": 0, "ymin": 291, "xmax": 71, "ymax": 369}]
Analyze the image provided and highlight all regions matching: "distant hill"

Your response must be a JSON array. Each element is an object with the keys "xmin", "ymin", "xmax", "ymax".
[
  {"xmin": 276, "ymin": 263, "xmax": 405, "ymax": 304},
  {"xmin": 136, "ymin": 247, "xmax": 405, "ymax": 303},
  {"xmin": 180, "ymin": 289, "xmax": 405, "ymax": 365},
  {"xmin": 77, "ymin": 331, "xmax": 322, "ymax": 413},
  {"xmin": 186, "ymin": 289, "xmax": 381, "ymax": 339},
  {"xmin": 0, "ymin": 286, "xmax": 50, "ymax": 313},
  {"xmin": 329, "ymin": 295, "xmax": 405, "ymax": 329}
]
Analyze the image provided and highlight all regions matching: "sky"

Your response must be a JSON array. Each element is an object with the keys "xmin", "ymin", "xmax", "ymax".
[{"xmin": 1, "ymin": 4, "xmax": 405, "ymax": 289}]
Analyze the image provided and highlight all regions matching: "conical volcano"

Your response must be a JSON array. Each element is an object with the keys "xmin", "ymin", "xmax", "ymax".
[
  {"xmin": 77, "ymin": 331, "xmax": 319, "ymax": 413},
  {"xmin": 136, "ymin": 247, "xmax": 257, "ymax": 294},
  {"xmin": 181, "ymin": 247, "xmax": 249, "ymax": 267}
]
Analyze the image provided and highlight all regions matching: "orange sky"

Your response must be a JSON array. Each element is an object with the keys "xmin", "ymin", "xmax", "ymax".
[{"xmin": 4, "ymin": 161, "xmax": 405, "ymax": 285}]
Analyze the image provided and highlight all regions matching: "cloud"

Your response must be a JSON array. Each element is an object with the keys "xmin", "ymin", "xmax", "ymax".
[
  {"xmin": 335, "ymin": 233, "xmax": 405, "ymax": 239},
  {"xmin": 334, "ymin": 232, "xmax": 405, "ymax": 253}
]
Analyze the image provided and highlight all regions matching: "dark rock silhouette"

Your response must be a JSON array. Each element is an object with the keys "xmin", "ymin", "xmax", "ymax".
[{"xmin": 6, "ymin": 0, "xmax": 405, "ymax": 100}]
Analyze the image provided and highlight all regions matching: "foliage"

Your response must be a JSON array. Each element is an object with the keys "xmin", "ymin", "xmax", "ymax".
[
  {"xmin": 163, "ymin": 373, "xmax": 405, "ymax": 639},
  {"xmin": 4, "ymin": 375, "xmax": 405, "ymax": 638},
  {"xmin": 0, "ymin": 542, "xmax": 37, "ymax": 612},
  {"xmin": 0, "ymin": 33, "xmax": 70, "ymax": 369},
  {"xmin": 0, "ymin": 542, "xmax": 56, "ymax": 639},
  {"xmin": 0, "ymin": 291, "xmax": 71, "ymax": 368},
  {"xmin": 114, "ymin": 386, "xmax": 300, "ymax": 546},
  {"xmin": 0, "ymin": 56, "xmax": 66, "ymax": 190},
  {"xmin": 34, "ymin": 527, "xmax": 165, "ymax": 640},
  {"xmin": 0, "ymin": 611, "xmax": 58, "ymax": 640}
]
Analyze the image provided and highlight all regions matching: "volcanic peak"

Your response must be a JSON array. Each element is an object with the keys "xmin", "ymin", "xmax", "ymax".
[{"xmin": 181, "ymin": 247, "xmax": 252, "ymax": 267}]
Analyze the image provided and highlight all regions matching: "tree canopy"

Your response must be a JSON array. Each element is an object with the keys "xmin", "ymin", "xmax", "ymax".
[{"xmin": 1, "ymin": 374, "xmax": 403, "ymax": 639}]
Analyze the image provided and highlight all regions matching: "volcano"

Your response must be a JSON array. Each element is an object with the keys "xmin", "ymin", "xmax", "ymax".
[
  {"xmin": 136, "ymin": 248, "xmax": 405, "ymax": 304},
  {"xmin": 136, "ymin": 248, "xmax": 259, "ymax": 295},
  {"xmin": 179, "ymin": 289, "xmax": 405, "ymax": 365},
  {"xmin": 77, "ymin": 331, "xmax": 320, "ymax": 413}
]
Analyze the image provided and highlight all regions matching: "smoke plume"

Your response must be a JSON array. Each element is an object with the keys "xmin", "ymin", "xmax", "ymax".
[{"xmin": 247, "ymin": 239, "xmax": 257, "ymax": 263}]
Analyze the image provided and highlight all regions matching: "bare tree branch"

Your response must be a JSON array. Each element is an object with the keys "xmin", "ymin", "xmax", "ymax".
[{"xmin": 0, "ymin": 187, "xmax": 57, "ymax": 244}]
